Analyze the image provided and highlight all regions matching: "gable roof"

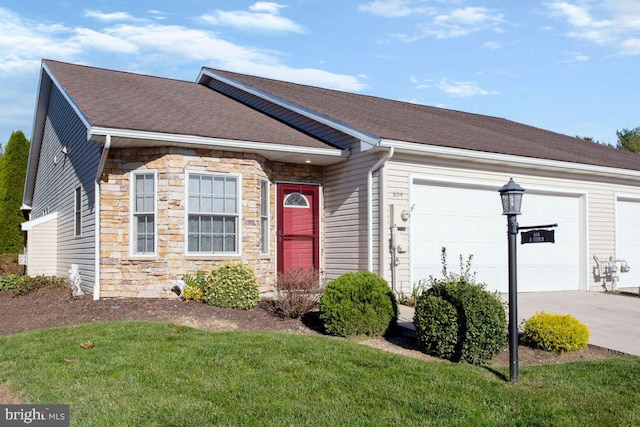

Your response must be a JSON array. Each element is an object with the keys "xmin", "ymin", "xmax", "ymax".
[
  {"xmin": 202, "ymin": 68, "xmax": 640, "ymax": 173},
  {"xmin": 42, "ymin": 60, "xmax": 338, "ymax": 152}
]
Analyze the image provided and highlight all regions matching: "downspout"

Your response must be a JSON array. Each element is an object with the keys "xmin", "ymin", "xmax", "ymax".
[
  {"xmin": 93, "ymin": 135, "xmax": 111, "ymax": 300},
  {"xmin": 367, "ymin": 146, "xmax": 394, "ymax": 272}
]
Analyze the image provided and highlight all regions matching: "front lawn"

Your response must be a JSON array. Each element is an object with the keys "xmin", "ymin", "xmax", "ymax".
[{"xmin": 0, "ymin": 322, "xmax": 638, "ymax": 426}]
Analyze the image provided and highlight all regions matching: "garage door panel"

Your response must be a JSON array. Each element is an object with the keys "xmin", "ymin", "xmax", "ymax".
[
  {"xmin": 411, "ymin": 183, "xmax": 581, "ymax": 293},
  {"xmin": 616, "ymin": 200, "xmax": 640, "ymax": 289}
]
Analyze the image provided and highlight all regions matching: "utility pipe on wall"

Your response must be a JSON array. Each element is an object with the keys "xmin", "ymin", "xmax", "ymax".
[
  {"xmin": 93, "ymin": 134, "xmax": 111, "ymax": 300},
  {"xmin": 367, "ymin": 146, "xmax": 394, "ymax": 272}
]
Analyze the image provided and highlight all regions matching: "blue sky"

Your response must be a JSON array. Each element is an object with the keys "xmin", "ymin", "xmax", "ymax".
[{"xmin": 1, "ymin": 0, "xmax": 639, "ymax": 147}]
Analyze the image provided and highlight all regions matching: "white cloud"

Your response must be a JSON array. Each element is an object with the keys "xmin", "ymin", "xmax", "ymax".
[
  {"xmin": 148, "ymin": 10, "xmax": 168, "ymax": 21},
  {"xmin": 73, "ymin": 28, "xmax": 138, "ymax": 53},
  {"xmin": 358, "ymin": 0, "xmax": 434, "ymax": 18},
  {"xmin": 545, "ymin": 0, "xmax": 640, "ymax": 55},
  {"xmin": 0, "ymin": 8, "xmax": 79, "ymax": 74},
  {"xmin": 420, "ymin": 7, "xmax": 504, "ymax": 39},
  {"xmin": 0, "ymin": 5, "xmax": 365, "ymax": 89},
  {"xmin": 620, "ymin": 37, "xmax": 640, "ymax": 55},
  {"xmin": 437, "ymin": 79, "xmax": 499, "ymax": 97},
  {"xmin": 250, "ymin": 2, "xmax": 285, "ymax": 15},
  {"xmin": 386, "ymin": 5, "xmax": 504, "ymax": 41},
  {"xmin": 84, "ymin": 10, "xmax": 139, "ymax": 23},
  {"xmin": 201, "ymin": 2, "xmax": 304, "ymax": 33},
  {"xmin": 483, "ymin": 41, "xmax": 502, "ymax": 49}
]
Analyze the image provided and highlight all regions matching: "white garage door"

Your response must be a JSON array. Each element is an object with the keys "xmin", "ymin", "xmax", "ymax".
[
  {"xmin": 410, "ymin": 182, "xmax": 582, "ymax": 293},
  {"xmin": 616, "ymin": 199, "xmax": 640, "ymax": 289}
]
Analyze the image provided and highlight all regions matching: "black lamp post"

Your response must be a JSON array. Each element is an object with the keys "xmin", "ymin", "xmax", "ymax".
[{"xmin": 499, "ymin": 178, "xmax": 525, "ymax": 384}]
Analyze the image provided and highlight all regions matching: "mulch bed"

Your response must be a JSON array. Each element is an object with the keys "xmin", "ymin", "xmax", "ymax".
[{"xmin": 0, "ymin": 287, "xmax": 620, "ymax": 367}]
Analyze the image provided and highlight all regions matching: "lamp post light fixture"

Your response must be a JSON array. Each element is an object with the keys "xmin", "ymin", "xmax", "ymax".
[{"xmin": 499, "ymin": 178, "xmax": 525, "ymax": 384}]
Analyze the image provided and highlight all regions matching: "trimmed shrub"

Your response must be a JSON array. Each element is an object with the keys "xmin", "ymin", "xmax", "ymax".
[
  {"xmin": 522, "ymin": 312, "xmax": 590, "ymax": 353},
  {"xmin": 274, "ymin": 267, "xmax": 324, "ymax": 318},
  {"xmin": 318, "ymin": 271, "xmax": 397, "ymax": 337},
  {"xmin": 413, "ymin": 248, "xmax": 507, "ymax": 364},
  {"xmin": 203, "ymin": 263, "xmax": 260, "ymax": 310},
  {"xmin": 414, "ymin": 294, "xmax": 458, "ymax": 360}
]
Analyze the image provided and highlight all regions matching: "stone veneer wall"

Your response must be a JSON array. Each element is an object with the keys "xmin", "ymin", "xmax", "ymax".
[{"xmin": 99, "ymin": 146, "xmax": 324, "ymax": 298}]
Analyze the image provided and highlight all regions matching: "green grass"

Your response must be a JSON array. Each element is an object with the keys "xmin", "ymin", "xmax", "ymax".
[{"xmin": 0, "ymin": 322, "xmax": 638, "ymax": 426}]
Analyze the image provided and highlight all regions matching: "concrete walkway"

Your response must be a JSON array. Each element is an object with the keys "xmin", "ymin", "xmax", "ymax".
[{"xmin": 398, "ymin": 291, "xmax": 640, "ymax": 356}]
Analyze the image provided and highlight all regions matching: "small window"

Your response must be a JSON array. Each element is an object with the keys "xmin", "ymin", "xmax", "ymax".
[
  {"xmin": 132, "ymin": 172, "xmax": 156, "ymax": 255},
  {"xmin": 260, "ymin": 180, "xmax": 269, "ymax": 254},
  {"xmin": 283, "ymin": 192, "xmax": 309, "ymax": 208},
  {"xmin": 74, "ymin": 186, "xmax": 82, "ymax": 237},
  {"xmin": 187, "ymin": 173, "xmax": 239, "ymax": 254}
]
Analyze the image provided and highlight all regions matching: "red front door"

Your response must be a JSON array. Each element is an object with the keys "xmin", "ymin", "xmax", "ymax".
[{"xmin": 277, "ymin": 184, "xmax": 320, "ymax": 273}]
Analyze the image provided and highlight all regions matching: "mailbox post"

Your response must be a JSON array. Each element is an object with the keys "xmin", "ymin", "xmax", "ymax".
[{"xmin": 499, "ymin": 178, "xmax": 525, "ymax": 384}]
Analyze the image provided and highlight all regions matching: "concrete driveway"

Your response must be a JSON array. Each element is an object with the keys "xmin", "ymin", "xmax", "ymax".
[
  {"xmin": 516, "ymin": 291, "xmax": 640, "ymax": 356},
  {"xmin": 398, "ymin": 291, "xmax": 640, "ymax": 356}
]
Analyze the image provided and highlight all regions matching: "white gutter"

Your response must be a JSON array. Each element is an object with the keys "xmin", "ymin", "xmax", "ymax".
[
  {"xmin": 380, "ymin": 139, "xmax": 640, "ymax": 181},
  {"xmin": 93, "ymin": 134, "xmax": 111, "ymax": 300},
  {"xmin": 367, "ymin": 147, "xmax": 394, "ymax": 272},
  {"xmin": 90, "ymin": 127, "xmax": 345, "ymax": 157}
]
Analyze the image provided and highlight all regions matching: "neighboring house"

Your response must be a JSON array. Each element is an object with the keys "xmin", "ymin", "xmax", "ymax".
[{"xmin": 22, "ymin": 60, "xmax": 640, "ymax": 299}]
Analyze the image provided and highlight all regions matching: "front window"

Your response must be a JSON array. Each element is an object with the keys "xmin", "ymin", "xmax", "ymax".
[
  {"xmin": 188, "ymin": 173, "xmax": 239, "ymax": 254},
  {"xmin": 260, "ymin": 179, "xmax": 269, "ymax": 254},
  {"xmin": 132, "ymin": 172, "xmax": 156, "ymax": 255},
  {"xmin": 74, "ymin": 186, "xmax": 82, "ymax": 237}
]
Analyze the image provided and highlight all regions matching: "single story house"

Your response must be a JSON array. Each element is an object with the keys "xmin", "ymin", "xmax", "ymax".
[{"xmin": 22, "ymin": 59, "xmax": 640, "ymax": 299}]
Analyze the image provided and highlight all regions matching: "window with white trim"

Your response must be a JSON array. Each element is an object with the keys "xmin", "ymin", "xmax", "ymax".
[
  {"xmin": 132, "ymin": 172, "xmax": 156, "ymax": 255},
  {"xmin": 260, "ymin": 179, "xmax": 269, "ymax": 254},
  {"xmin": 188, "ymin": 173, "xmax": 239, "ymax": 254},
  {"xmin": 74, "ymin": 186, "xmax": 82, "ymax": 237}
]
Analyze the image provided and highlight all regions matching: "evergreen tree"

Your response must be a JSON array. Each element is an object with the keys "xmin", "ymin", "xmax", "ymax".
[
  {"xmin": 616, "ymin": 127, "xmax": 640, "ymax": 153},
  {"xmin": 0, "ymin": 131, "xmax": 30, "ymax": 254}
]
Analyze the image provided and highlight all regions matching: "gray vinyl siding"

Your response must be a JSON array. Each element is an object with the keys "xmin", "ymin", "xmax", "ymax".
[
  {"xmin": 205, "ymin": 80, "xmax": 355, "ymax": 149},
  {"xmin": 324, "ymin": 145, "xmax": 381, "ymax": 279},
  {"xmin": 29, "ymin": 85, "xmax": 102, "ymax": 293}
]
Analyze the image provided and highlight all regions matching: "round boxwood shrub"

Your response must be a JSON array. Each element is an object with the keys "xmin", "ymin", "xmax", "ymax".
[
  {"xmin": 414, "ymin": 280, "xmax": 507, "ymax": 364},
  {"xmin": 203, "ymin": 262, "xmax": 260, "ymax": 310},
  {"xmin": 414, "ymin": 294, "xmax": 458, "ymax": 360},
  {"xmin": 522, "ymin": 312, "xmax": 590, "ymax": 353},
  {"xmin": 318, "ymin": 271, "xmax": 397, "ymax": 337}
]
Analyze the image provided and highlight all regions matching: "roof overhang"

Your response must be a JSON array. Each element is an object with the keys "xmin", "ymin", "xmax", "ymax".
[
  {"xmin": 379, "ymin": 138, "xmax": 640, "ymax": 182},
  {"xmin": 89, "ymin": 127, "xmax": 348, "ymax": 166}
]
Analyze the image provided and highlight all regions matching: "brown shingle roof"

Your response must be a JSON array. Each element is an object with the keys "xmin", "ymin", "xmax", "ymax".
[
  {"xmin": 44, "ymin": 60, "xmax": 332, "ymax": 150},
  {"xmin": 208, "ymin": 68, "xmax": 640, "ymax": 172}
]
